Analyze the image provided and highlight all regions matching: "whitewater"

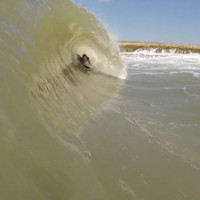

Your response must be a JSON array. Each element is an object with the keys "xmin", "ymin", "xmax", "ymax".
[{"xmin": 0, "ymin": 0, "xmax": 200, "ymax": 200}]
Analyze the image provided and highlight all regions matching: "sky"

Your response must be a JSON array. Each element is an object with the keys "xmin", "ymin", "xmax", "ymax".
[{"xmin": 73, "ymin": 0, "xmax": 200, "ymax": 45}]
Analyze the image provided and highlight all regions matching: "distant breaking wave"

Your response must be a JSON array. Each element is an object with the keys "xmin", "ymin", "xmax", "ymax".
[
  {"xmin": 129, "ymin": 48, "xmax": 198, "ymax": 55},
  {"xmin": 121, "ymin": 48, "xmax": 200, "ymax": 58}
]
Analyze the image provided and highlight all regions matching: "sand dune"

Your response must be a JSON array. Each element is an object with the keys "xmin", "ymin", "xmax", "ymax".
[{"xmin": 119, "ymin": 41, "xmax": 200, "ymax": 53}]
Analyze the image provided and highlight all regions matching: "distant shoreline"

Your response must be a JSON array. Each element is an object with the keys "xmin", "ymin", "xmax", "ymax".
[{"xmin": 119, "ymin": 41, "xmax": 200, "ymax": 53}]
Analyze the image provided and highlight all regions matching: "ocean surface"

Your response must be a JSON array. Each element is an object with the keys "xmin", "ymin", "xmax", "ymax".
[{"xmin": 0, "ymin": 0, "xmax": 200, "ymax": 200}]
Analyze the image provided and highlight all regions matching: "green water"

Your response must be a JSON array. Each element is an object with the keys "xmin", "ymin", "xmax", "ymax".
[{"xmin": 0, "ymin": 0, "xmax": 200, "ymax": 199}]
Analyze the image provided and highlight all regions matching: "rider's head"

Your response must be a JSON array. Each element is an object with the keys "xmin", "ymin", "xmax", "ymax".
[{"xmin": 82, "ymin": 54, "xmax": 88, "ymax": 61}]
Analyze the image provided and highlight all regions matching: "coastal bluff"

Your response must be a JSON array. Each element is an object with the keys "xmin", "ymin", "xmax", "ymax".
[{"xmin": 119, "ymin": 41, "xmax": 200, "ymax": 53}]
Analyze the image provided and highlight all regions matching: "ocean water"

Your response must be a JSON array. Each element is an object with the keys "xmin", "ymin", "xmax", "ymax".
[{"xmin": 0, "ymin": 0, "xmax": 200, "ymax": 200}]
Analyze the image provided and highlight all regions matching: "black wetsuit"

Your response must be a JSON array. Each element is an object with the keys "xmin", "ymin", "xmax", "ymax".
[{"xmin": 77, "ymin": 55, "xmax": 91, "ymax": 70}]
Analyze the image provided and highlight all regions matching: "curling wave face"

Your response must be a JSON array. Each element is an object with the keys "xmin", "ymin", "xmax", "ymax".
[
  {"xmin": 0, "ymin": 0, "xmax": 124, "ymax": 199},
  {"xmin": 0, "ymin": 0, "xmax": 124, "ymax": 135}
]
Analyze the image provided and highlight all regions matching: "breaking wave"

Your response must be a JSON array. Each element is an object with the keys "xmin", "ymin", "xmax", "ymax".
[
  {"xmin": 0, "ymin": 1, "xmax": 124, "ymax": 198},
  {"xmin": 0, "ymin": 0, "xmax": 124, "ymax": 136}
]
